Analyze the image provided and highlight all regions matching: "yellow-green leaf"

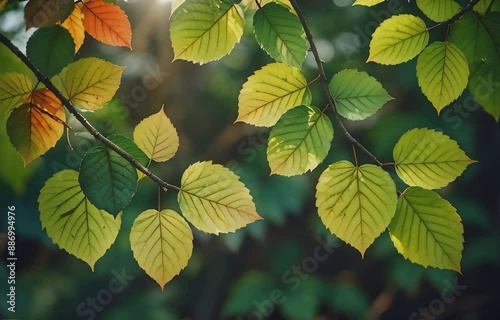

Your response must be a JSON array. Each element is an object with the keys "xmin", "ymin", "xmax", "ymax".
[
  {"xmin": 393, "ymin": 128, "xmax": 476, "ymax": 189},
  {"xmin": 170, "ymin": 0, "xmax": 244, "ymax": 64},
  {"xmin": 133, "ymin": 106, "xmax": 179, "ymax": 162},
  {"xmin": 237, "ymin": 63, "xmax": 312, "ymax": 127},
  {"xmin": 0, "ymin": 73, "xmax": 33, "ymax": 120},
  {"xmin": 353, "ymin": 0, "xmax": 384, "ymax": 6},
  {"xmin": 7, "ymin": 100, "xmax": 65, "ymax": 165},
  {"xmin": 178, "ymin": 161, "xmax": 262, "ymax": 234},
  {"xmin": 389, "ymin": 187, "xmax": 464, "ymax": 272},
  {"xmin": 267, "ymin": 105, "xmax": 333, "ymax": 176},
  {"xmin": 130, "ymin": 209, "xmax": 193, "ymax": 290},
  {"xmin": 368, "ymin": 14, "xmax": 429, "ymax": 65},
  {"xmin": 38, "ymin": 170, "xmax": 121, "ymax": 270},
  {"xmin": 52, "ymin": 57, "xmax": 124, "ymax": 111},
  {"xmin": 253, "ymin": 2, "xmax": 307, "ymax": 68},
  {"xmin": 329, "ymin": 69, "xmax": 393, "ymax": 120},
  {"xmin": 416, "ymin": 0, "xmax": 461, "ymax": 22},
  {"xmin": 416, "ymin": 41, "xmax": 469, "ymax": 113},
  {"xmin": 473, "ymin": 0, "xmax": 493, "ymax": 14},
  {"xmin": 260, "ymin": 0, "xmax": 295, "ymax": 13},
  {"xmin": 316, "ymin": 161, "xmax": 397, "ymax": 256}
]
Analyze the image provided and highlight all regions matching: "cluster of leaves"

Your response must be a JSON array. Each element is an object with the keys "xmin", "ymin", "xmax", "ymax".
[
  {"xmin": 0, "ymin": 0, "xmax": 262, "ymax": 289},
  {"xmin": 169, "ymin": 0, "xmax": 480, "ymax": 272},
  {"xmin": 0, "ymin": 0, "xmax": 492, "ymax": 289},
  {"xmin": 360, "ymin": 0, "xmax": 500, "ymax": 119}
]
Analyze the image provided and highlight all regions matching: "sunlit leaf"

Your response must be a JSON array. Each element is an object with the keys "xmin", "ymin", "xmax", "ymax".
[
  {"xmin": 79, "ymin": 146, "xmax": 138, "ymax": 215},
  {"xmin": 352, "ymin": 0, "xmax": 384, "ymax": 6},
  {"xmin": 26, "ymin": 26, "xmax": 75, "ymax": 78},
  {"xmin": 61, "ymin": 3, "xmax": 85, "ymax": 52},
  {"xmin": 468, "ymin": 61, "xmax": 500, "ymax": 121},
  {"xmin": 416, "ymin": 0, "xmax": 461, "ymax": 22},
  {"xmin": 82, "ymin": 0, "xmax": 132, "ymax": 48},
  {"xmin": 0, "ymin": 73, "xmax": 32, "ymax": 120},
  {"xmin": 267, "ymin": 105, "xmax": 333, "ymax": 176},
  {"xmin": 393, "ymin": 128, "xmax": 476, "ymax": 189},
  {"xmin": 316, "ymin": 161, "xmax": 397, "ymax": 256},
  {"xmin": 133, "ymin": 106, "xmax": 179, "ymax": 162},
  {"xmin": 449, "ymin": 12, "xmax": 500, "ymax": 66},
  {"xmin": 170, "ymin": 0, "xmax": 185, "ymax": 14},
  {"xmin": 416, "ymin": 41, "xmax": 469, "ymax": 113},
  {"xmin": 170, "ymin": 0, "xmax": 244, "ymax": 64},
  {"xmin": 329, "ymin": 69, "xmax": 392, "ymax": 120},
  {"xmin": 389, "ymin": 187, "xmax": 464, "ymax": 272},
  {"xmin": 237, "ymin": 63, "xmax": 312, "ymax": 127},
  {"xmin": 7, "ymin": 99, "xmax": 65, "ymax": 165},
  {"xmin": 178, "ymin": 161, "xmax": 262, "ymax": 234},
  {"xmin": 253, "ymin": 2, "xmax": 307, "ymax": 68},
  {"xmin": 24, "ymin": 0, "xmax": 74, "ymax": 29},
  {"xmin": 130, "ymin": 209, "xmax": 193, "ymax": 289},
  {"xmin": 51, "ymin": 57, "xmax": 124, "ymax": 111},
  {"xmin": 38, "ymin": 170, "xmax": 121, "ymax": 270},
  {"xmin": 368, "ymin": 14, "xmax": 429, "ymax": 65}
]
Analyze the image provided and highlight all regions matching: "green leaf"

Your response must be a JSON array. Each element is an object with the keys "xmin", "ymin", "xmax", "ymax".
[
  {"xmin": 237, "ymin": 62, "xmax": 312, "ymax": 127},
  {"xmin": 316, "ymin": 161, "xmax": 397, "ymax": 256},
  {"xmin": 79, "ymin": 146, "xmax": 138, "ymax": 215},
  {"xmin": 267, "ymin": 105, "xmax": 333, "ymax": 176},
  {"xmin": 449, "ymin": 12, "xmax": 500, "ymax": 66},
  {"xmin": 178, "ymin": 161, "xmax": 262, "ymax": 234},
  {"xmin": 416, "ymin": 0, "xmax": 461, "ymax": 22},
  {"xmin": 107, "ymin": 134, "xmax": 149, "ymax": 167},
  {"xmin": 133, "ymin": 106, "xmax": 179, "ymax": 162},
  {"xmin": 368, "ymin": 14, "xmax": 429, "ymax": 65},
  {"xmin": 416, "ymin": 41, "xmax": 469, "ymax": 113},
  {"xmin": 38, "ymin": 170, "xmax": 121, "ymax": 270},
  {"xmin": 389, "ymin": 187, "xmax": 464, "ymax": 272},
  {"xmin": 352, "ymin": 0, "xmax": 384, "ymax": 6},
  {"xmin": 473, "ymin": 0, "xmax": 493, "ymax": 14},
  {"xmin": 170, "ymin": 0, "xmax": 244, "ymax": 64},
  {"xmin": 468, "ymin": 61, "xmax": 500, "ymax": 121},
  {"xmin": 26, "ymin": 26, "xmax": 75, "ymax": 78},
  {"xmin": 51, "ymin": 57, "xmax": 124, "ymax": 111},
  {"xmin": 253, "ymin": 2, "xmax": 307, "ymax": 68},
  {"xmin": 130, "ymin": 209, "xmax": 193, "ymax": 290},
  {"xmin": 393, "ymin": 128, "xmax": 476, "ymax": 189},
  {"xmin": 329, "ymin": 69, "xmax": 392, "ymax": 120},
  {"xmin": 0, "ymin": 73, "xmax": 32, "ymax": 120}
]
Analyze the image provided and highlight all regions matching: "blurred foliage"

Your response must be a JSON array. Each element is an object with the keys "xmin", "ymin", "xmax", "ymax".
[{"xmin": 1, "ymin": 0, "xmax": 499, "ymax": 319}]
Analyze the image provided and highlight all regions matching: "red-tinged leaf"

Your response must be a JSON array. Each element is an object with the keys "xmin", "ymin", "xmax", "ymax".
[
  {"xmin": 82, "ymin": 0, "xmax": 132, "ymax": 48},
  {"xmin": 0, "ymin": 73, "xmax": 33, "ymax": 120},
  {"xmin": 28, "ymin": 89, "xmax": 64, "ymax": 121},
  {"xmin": 61, "ymin": 3, "xmax": 85, "ymax": 52},
  {"xmin": 24, "ymin": 0, "xmax": 75, "ymax": 29},
  {"xmin": 7, "ymin": 101, "xmax": 66, "ymax": 165}
]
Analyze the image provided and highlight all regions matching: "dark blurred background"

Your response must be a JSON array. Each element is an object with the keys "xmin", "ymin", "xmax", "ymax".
[{"xmin": 0, "ymin": 0, "xmax": 499, "ymax": 319}]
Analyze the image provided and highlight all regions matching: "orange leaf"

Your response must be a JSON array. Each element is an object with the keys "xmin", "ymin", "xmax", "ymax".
[
  {"xmin": 6, "ymin": 100, "xmax": 65, "ymax": 166},
  {"xmin": 24, "ymin": 0, "xmax": 75, "ymax": 29},
  {"xmin": 61, "ymin": 3, "xmax": 85, "ymax": 52},
  {"xmin": 82, "ymin": 0, "xmax": 132, "ymax": 48},
  {"xmin": 0, "ymin": 0, "xmax": 7, "ymax": 12}
]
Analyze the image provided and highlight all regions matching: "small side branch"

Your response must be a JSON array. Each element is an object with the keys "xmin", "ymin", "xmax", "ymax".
[
  {"xmin": 0, "ymin": 32, "xmax": 181, "ymax": 191},
  {"xmin": 427, "ymin": 0, "xmax": 480, "ymax": 31},
  {"xmin": 289, "ymin": 0, "xmax": 382, "ymax": 166}
]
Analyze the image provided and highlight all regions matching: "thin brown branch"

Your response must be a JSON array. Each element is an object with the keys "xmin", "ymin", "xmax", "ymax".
[
  {"xmin": 289, "ymin": 0, "xmax": 383, "ymax": 166},
  {"xmin": 0, "ymin": 32, "xmax": 181, "ymax": 191},
  {"xmin": 427, "ymin": 0, "xmax": 480, "ymax": 31}
]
